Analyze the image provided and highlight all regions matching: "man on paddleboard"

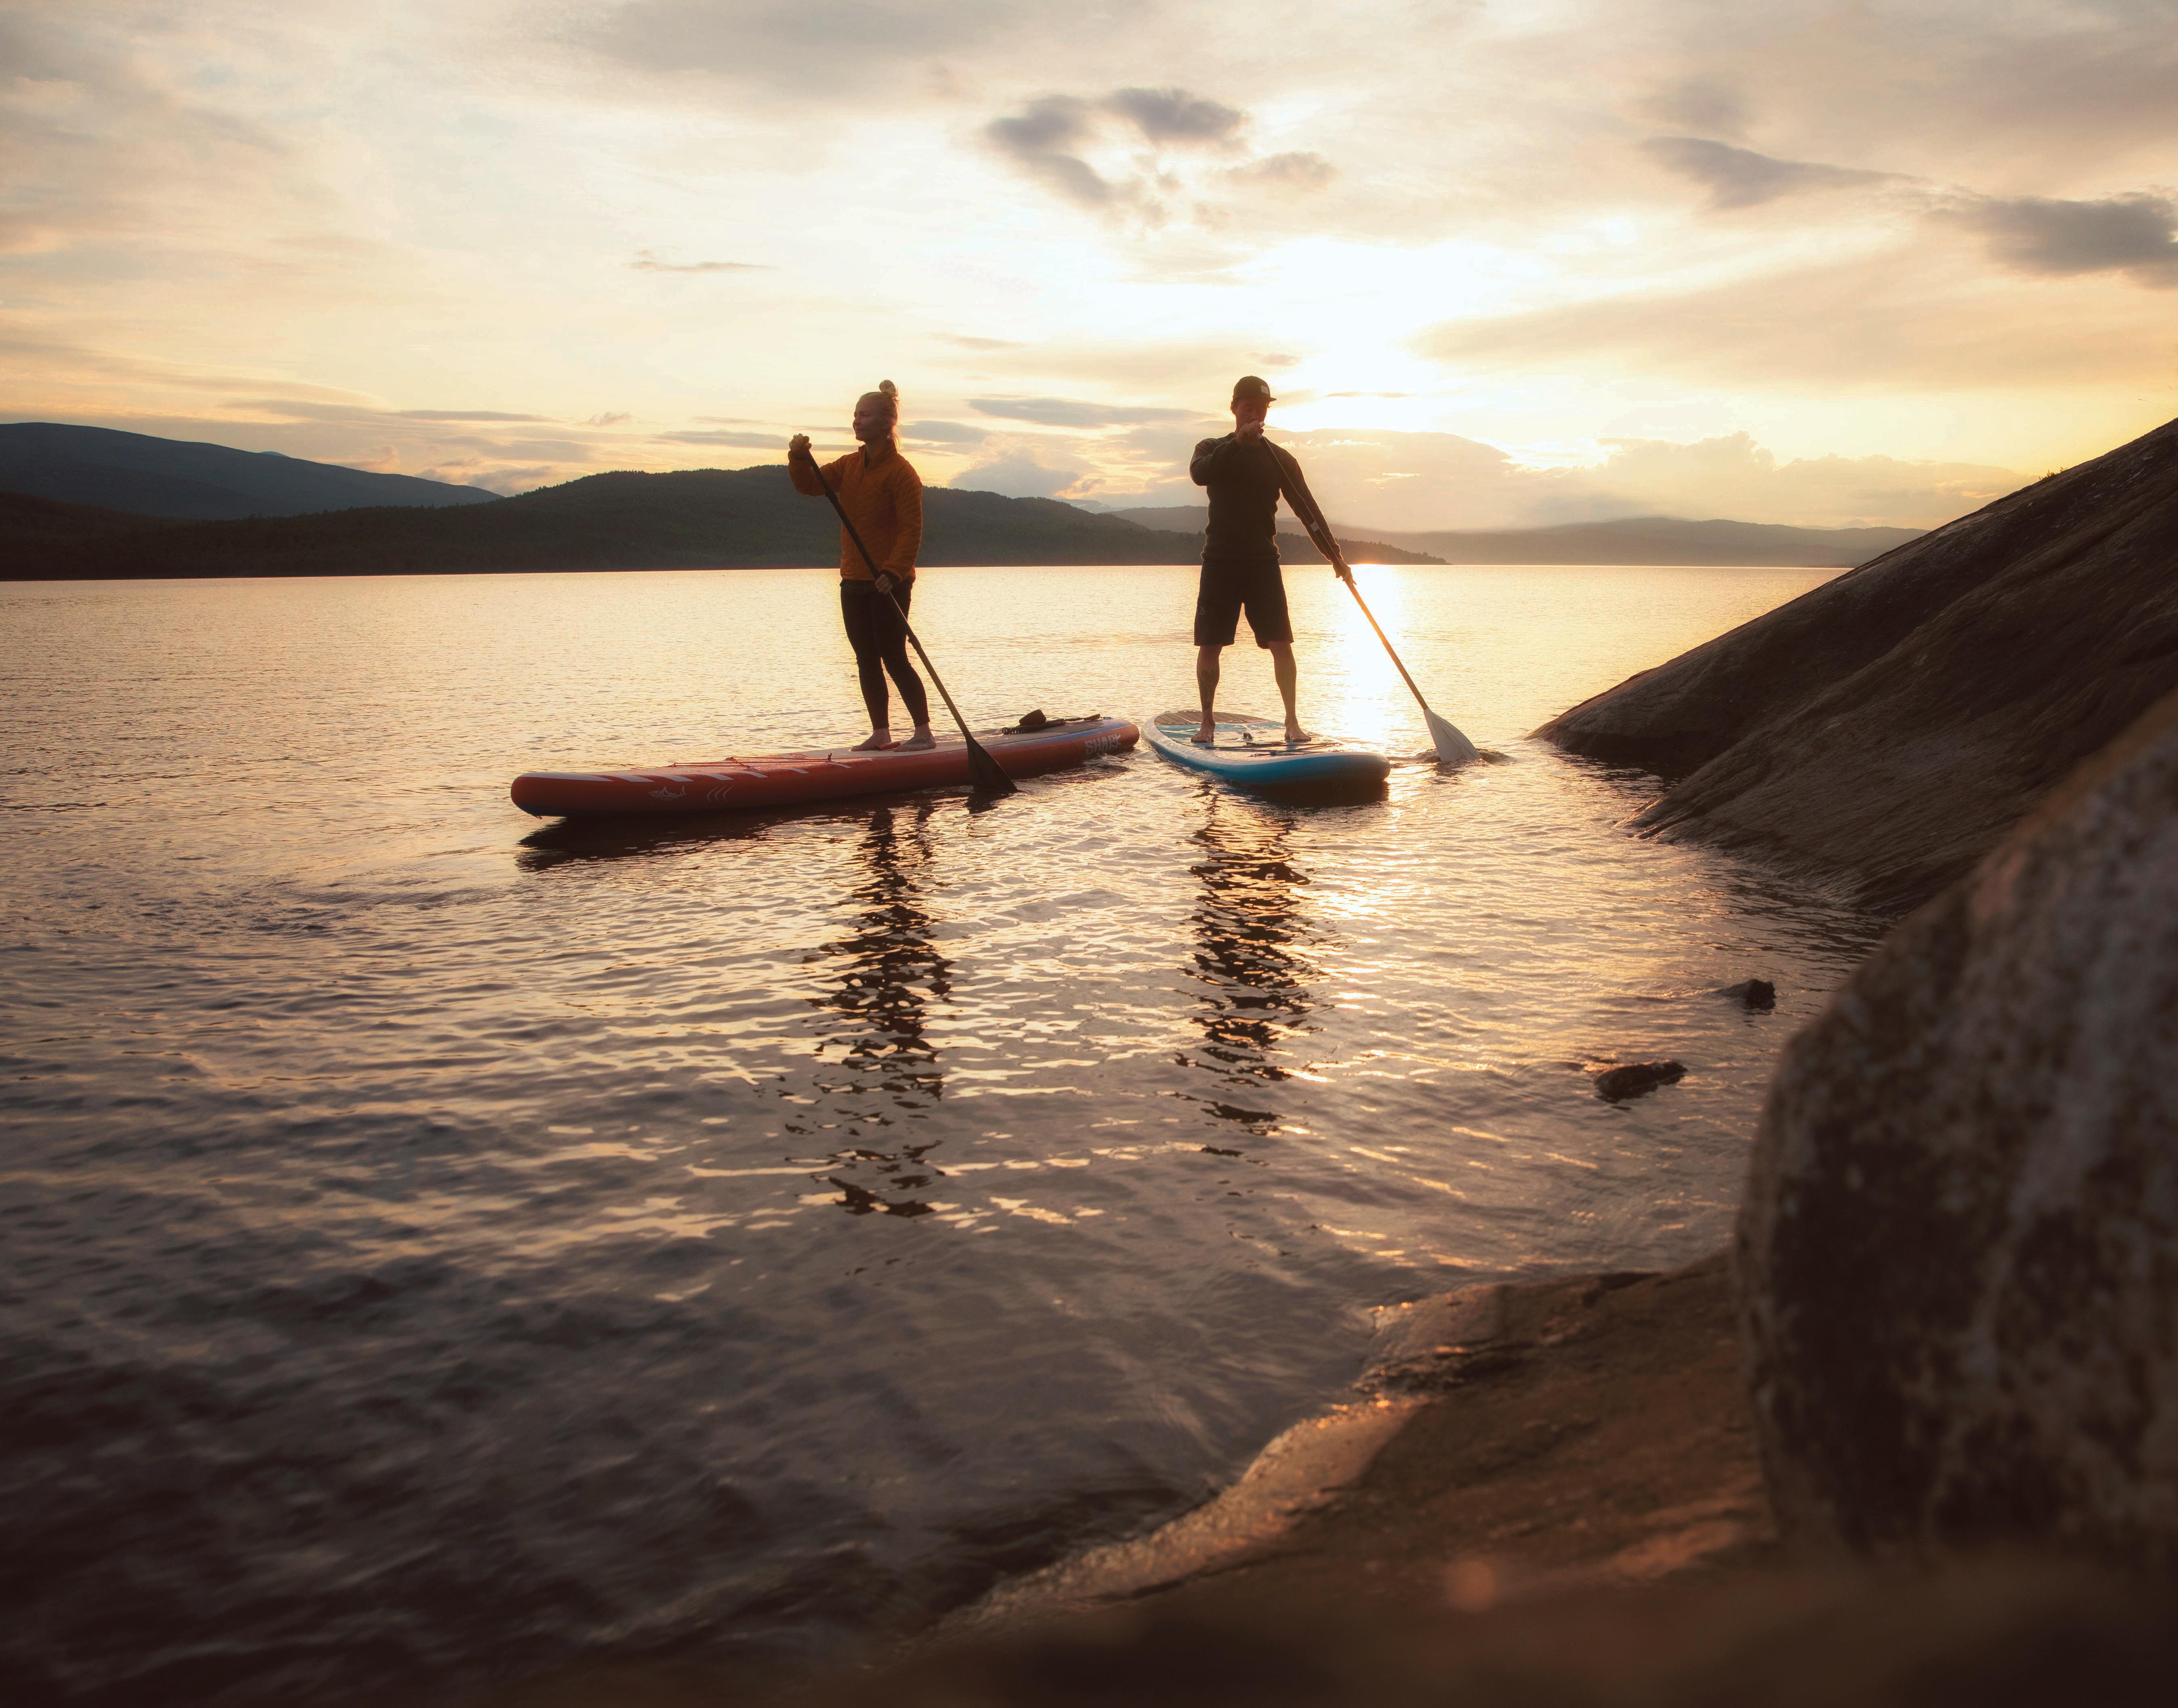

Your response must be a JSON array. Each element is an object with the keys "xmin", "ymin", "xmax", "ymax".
[
  {"xmin": 789, "ymin": 380, "xmax": 936, "ymax": 752},
  {"xmin": 1187, "ymin": 375, "xmax": 1343, "ymax": 745}
]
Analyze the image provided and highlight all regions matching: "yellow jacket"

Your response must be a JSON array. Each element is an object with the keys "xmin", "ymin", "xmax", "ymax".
[{"xmin": 790, "ymin": 440, "xmax": 923, "ymax": 581}]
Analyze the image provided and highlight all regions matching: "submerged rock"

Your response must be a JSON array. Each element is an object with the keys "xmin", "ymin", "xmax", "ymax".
[
  {"xmin": 1594, "ymin": 1061, "xmax": 1686, "ymax": 1101},
  {"xmin": 1737, "ymin": 688, "xmax": 2178, "ymax": 1566},
  {"xmin": 1719, "ymin": 979, "xmax": 1777, "ymax": 1011},
  {"xmin": 1535, "ymin": 413, "xmax": 2178, "ymax": 913}
]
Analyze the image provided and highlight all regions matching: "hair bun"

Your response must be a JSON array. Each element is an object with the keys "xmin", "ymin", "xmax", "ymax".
[{"xmin": 878, "ymin": 379, "xmax": 897, "ymax": 400}]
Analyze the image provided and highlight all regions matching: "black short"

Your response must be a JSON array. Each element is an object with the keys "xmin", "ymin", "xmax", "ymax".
[{"xmin": 1193, "ymin": 557, "xmax": 1291, "ymax": 649}]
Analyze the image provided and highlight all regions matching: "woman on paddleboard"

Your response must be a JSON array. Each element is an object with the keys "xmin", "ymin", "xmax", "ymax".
[{"xmin": 788, "ymin": 381, "xmax": 934, "ymax": 752}]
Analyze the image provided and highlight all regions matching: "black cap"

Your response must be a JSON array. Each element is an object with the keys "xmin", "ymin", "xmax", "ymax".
[{"xmin": 1232, "ymin": 375, "xmax": 1276, "ymax": 404}]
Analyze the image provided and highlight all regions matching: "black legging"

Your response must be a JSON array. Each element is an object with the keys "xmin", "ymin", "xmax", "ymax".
[{"xmin": 840, "ymin": 579, "xmax": 930, "ymax": 728}]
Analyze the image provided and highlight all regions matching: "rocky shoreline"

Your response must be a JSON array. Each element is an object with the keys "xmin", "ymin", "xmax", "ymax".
[
  {"xmin": 1536, "ymin": 415, "xmax": 2178, "ymax": 914},
  {"xmin": 777, "ymin": 413, "xmax": 2178, "ymax": 1704}
]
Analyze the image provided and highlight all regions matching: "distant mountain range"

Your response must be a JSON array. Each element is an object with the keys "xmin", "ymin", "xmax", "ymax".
[
  {"xmin": 1104, "ymin": 503, "xmax": 1923, "ymax": 568},
  {"xmin": 9, "ymin": 468, "xmax": 1206, "ymax": 577},
  {"xmin": 1375, "ymin": 516, "xmax": 1924, "ymax": 566},
  {"xmin": 0, "ymin": 423, "xmax": 1925, "ymax": 577},
  {"xmin": 0, "ymin": 422, "xmax": 499, "ymax": 519}
]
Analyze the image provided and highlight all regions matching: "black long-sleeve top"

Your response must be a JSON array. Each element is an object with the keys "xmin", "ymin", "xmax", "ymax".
[{"xmin": 1188, "ymin": 433, "xmax": 1327, "ymax": 564}]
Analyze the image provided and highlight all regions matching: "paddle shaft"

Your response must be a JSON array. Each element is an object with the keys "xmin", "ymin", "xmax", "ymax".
[
  {"xmin": 1257, "ymin": 437, "xmax": 1443, "ymax": 719},
  {"xmin": 794, "ymin": 446, "xmax": 1015, "ymax": 792}
]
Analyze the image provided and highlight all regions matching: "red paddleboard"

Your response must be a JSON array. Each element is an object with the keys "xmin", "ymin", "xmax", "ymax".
[{"xmin": 510, "ymin": 714, "xmax": 1137, "ymax": 818}]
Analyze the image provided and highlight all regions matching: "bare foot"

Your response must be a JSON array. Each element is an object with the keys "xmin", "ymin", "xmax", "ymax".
[
  {"xmin": 1190, "ymin": 724, "xmax": 1217, "ymax": 745},
  {"xmin": 1285, "ymin": 727, "xmax": 1311, "ymax": 744},
  {"xmin": 852, "ymin": 731, "xmax": 896, "ymax": 751},
  {"xmin": 899, "ymin": 727, "xmax": 937, "ymax": 751}
]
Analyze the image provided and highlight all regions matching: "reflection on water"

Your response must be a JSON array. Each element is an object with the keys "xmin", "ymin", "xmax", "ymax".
[
  {"xmin": 808, "ymin": 805, "xmax": 950, "ymax": 1216},
  {"xmin": 512, "ymin": 806, "xmax": 769, "ymax": 867},
  {"xmin": 1179, "ymin": 790, "xmax": 1318, "ymax": 1135}
]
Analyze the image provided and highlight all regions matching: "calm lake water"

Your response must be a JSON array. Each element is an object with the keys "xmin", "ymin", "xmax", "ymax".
[{"xmin": 0, "ymin": 562, "xmax": 1880, "ymax": 1705}]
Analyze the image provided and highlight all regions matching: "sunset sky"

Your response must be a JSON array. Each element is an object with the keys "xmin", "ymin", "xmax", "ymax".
[{"xmin": 5, "ymin": 0, "xmax": 2175, "ymax": 530}]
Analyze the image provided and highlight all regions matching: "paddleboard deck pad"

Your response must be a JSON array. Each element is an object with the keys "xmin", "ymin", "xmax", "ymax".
[
  {"xmin": 512, "ymin": 713, "xmax": 1137, "ymax": 818},
  {"xmin": 1143, "ymin": 710, "xmax": 1392, "ymax": 790}
]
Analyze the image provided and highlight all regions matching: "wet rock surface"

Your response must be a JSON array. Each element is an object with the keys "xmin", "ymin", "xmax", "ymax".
[
  {"xmin": 1737, "ymin": 687, "xmax": 2178, "ymax": 1566},
  {"xmin": 1535, "ymin": 413, "xmax": 2178, "ymax": 913}
]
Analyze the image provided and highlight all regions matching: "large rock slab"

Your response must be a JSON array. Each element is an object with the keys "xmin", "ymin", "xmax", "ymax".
[
  {"xmin": 1737, "ymin": 688, "xmax": 2178, "ymax": 1565},
  {"xmin": 1536, "ymin": 414, "xmax": 2178, "ymax": 912}
]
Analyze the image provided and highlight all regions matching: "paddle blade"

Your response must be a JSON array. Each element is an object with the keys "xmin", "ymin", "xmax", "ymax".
[
  {"xmin": 1425, "ymin": 708, "xmax": 1481, "ymax": 767},
  {"xmin": 964, "ymin": 734, "xmax": 1020, "ymax": 797}
]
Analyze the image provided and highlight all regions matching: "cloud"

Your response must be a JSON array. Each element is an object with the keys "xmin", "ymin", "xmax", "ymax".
[
  {"xmin": 583, "ymin": 412, "xmax": 632, "ymax": 427},
  {"xmin": 950, "ymin": 436, "xmax": 1095, "ymax": 499},
  {"xmin": 396, "ymin": 409, "xmax": 556, "ymax": 422},
  {"xmin": 970, "ymin": 396, "xmax": 1197, "ymax": 427},
  {"xmin": 1104, "ymin": 86, "xmax": 1245, "ymax": 147},
  {"xmin": 415, "ymin": 458, "xmax": 557, "ymax": 496},
  {"xmin": 1223, "ymin": 152, "xmax": 1336, "ymax": 194},
  {"xmin": 1417, "ymin": 249, "xmax": 2176, "ymax": 393},
  {"xmin": 1947, "ymin": 192, "xmax": 2178, "ymax": 287},
  {"xmin": 0, "ymin": 333, "xmax": 369, "ymax": 400},
  {"xmin": 1553, "ymin": 1, "xmax": 2178, "ymax": 187},
  {"xmin": 1559, "ymin": 431, "xmax": 2018, "ymax": 530},
  {"xmin": 655, "ymin": 429, "xmax": 785, "ymax": 448},
  {"xmin": 899, "ymin": 420, "xmax": 993, "ymax": 444},
  {"xmin": 935, "ymin": 334, "xmax": 1025, "ymax": 351},
  {"xmin": 986, "ymin": 94, "xmax": 1093, "ymax": 154},
  {"xmin": 1641, "ymin": 78, "xmax": 1748, "ymax": 141},
  {"xmin": 628, "ymin": 250, "xmax": 768, "ymax": 273},
  {"xmin": 980, "ymin": 86, "xmax": 1245, "ymax": 200},
  {"xmin": 979, "ymin": 84, "xmax": 1325, "ymax": 225},
  {"xmin": 227, "ymin": 399, "xmax": 556, "ymax": 428},
  {"xmin": 225, "ymin": 398, "xmax": 421, "ymax": 422},
  {"xmin": 1641, "ymin": 137, "xmax": 1896, "ymax": 208},
  {"xmin": 0, "ymin": 9, "xmax": 296, "ymax": 258},
  {"xmin": 586, "ymin": 0, "xmax": 1016, "ymax": 96},
  {"xmin": 982, "ymin": 95, "xmax": 1114, "ymax": 206}
]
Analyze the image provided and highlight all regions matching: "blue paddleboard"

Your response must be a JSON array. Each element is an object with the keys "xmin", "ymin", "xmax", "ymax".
[{"xmin": 1142, "ymin": 709, "xmax": 1392, "ymax": 790}]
